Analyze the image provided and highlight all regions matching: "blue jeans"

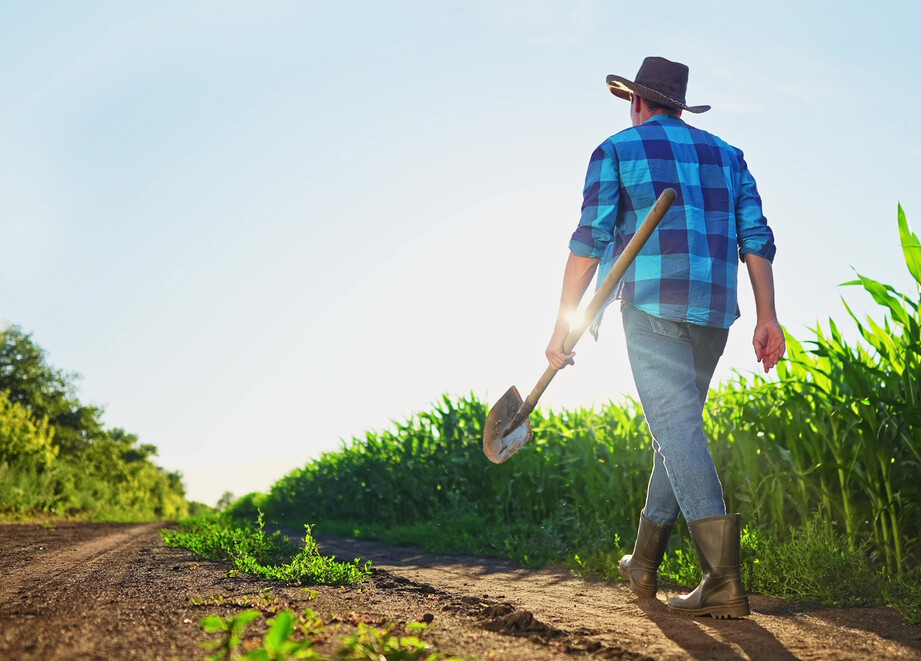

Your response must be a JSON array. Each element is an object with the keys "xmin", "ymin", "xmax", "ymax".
[{"xmin": 621, "ymin": 302, "xmax": 729, "ymax": 525}]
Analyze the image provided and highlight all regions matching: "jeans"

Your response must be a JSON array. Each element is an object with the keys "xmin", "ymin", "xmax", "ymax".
[{"xmin": 621, "ymin": 302, "xmax": 730, "ymax": 525}]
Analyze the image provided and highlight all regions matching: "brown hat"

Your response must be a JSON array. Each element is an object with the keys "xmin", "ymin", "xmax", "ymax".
[{"xmin": 606, "ymin": 56, "xmax": 710, "ymax": 114}]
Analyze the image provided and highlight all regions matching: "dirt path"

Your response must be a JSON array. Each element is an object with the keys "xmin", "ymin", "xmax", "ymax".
[
  {"xmin": 1, "ymin": 522, "xmax": 919, "ymax": 660},
  {"xmin": 315, "ymin": 536, "xmax": 921, "ymax": 660}
]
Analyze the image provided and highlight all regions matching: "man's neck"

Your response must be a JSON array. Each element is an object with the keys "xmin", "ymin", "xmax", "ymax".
[
  {"xmin": 645, "ymin": 109, "xmax": 679, "ymax": 122},
  {"xmin": 633, "ymin": 108, "xmax": 680, "ymax": 127}
]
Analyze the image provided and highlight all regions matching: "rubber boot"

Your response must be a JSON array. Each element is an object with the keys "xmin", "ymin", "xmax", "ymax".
[
  {"xmin": 667, "ymin": 513, "xmax": 750, "ymax": 618},
  {"xmin": 619, "ymin": 515, "xmax": 673, "ymax": 598}
]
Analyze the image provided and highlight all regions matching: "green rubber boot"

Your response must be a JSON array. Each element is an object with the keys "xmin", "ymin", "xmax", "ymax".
[
  {"xmin": 619, "ymin": 515, "xmax": 673, "ymax": 598},
  {"xmin": 667, "ymin": 513, "xmax": 751, "ymax": 618}
]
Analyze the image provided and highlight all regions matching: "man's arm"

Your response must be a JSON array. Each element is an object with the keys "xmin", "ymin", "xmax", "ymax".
[
  {"xmin": 545, "ymin": 252, "xmax": 599, "ymax": 370},
  {"xmin": 745, "ymin": 253, "xmax": 785, "ymax": 373}
]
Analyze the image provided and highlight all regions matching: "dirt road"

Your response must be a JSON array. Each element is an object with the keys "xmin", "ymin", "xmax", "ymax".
[{"xmin": 1, "ymin": 522, "xmax": 919, "ymax": 660}]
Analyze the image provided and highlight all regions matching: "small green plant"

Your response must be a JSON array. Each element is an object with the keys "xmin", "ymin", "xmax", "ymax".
[
  {"xmin": 198, "ymin": 609, "xmax": 470, "ymax": 660},
  {"xmin": 338, "ymin": 620, "xmax": 455, "ymax": 661},
  {"xmin": 200, "ymin": 609, "xmax": 263, "ymax": 661},
  {"xmin": 190, "ymin": 588, "xmax": 284, "ymax": 612}
]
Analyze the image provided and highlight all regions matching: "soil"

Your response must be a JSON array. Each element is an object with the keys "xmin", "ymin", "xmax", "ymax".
[{"xmin": 1, "ymin": 522, "xmax": 920, "ymax": 660}]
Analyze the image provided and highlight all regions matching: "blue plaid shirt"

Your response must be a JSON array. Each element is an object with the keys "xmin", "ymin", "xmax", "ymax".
[{"xmin": 570, "ymin": 114, "xmax": 775, "ymax": 330}]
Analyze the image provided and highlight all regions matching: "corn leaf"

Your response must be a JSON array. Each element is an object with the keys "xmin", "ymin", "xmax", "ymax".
[{"xmin": 899, "ymin": 203, "xmax": 921, "ymax": 286}]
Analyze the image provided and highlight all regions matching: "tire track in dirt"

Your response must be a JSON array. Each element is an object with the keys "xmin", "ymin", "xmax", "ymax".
[
  {"xmin": 0, "ymin": 522, "xmax": 281, "ymax": 660},
  {"xmin": 0, "ymin": 522, "xmax": 196, "ymax": 659},
  {"xmin": 316, "ymin": 535, "xmax": 921, "ymax": 660},
  {"xmin": 1, "ymin": 522, "xmax": 161, "ymax": 604}
]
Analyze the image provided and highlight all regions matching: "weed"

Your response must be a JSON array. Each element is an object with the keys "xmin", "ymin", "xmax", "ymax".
[
  {"xmin": 190, "ymin": 589, "xmax": 284, "ymax": 612},
  {"xmin": 883, "ymin": 567, "xmax": 921, "ymax": 624},
  {"xmin": 198, "ymin": 608, "xmax": 472, "ymax": 660},
  {"xmin": 200, "ymin": 609, "xmax": 262, "ymax": 660}
]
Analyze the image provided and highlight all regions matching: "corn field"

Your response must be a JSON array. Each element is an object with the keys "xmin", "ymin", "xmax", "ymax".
[{"xmin": 260, "ymin": 205, "xmax": 921, "ymax": 576}]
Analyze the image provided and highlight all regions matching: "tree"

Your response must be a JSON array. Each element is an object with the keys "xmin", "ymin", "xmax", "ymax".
[
  {"xmin": 0, "ymin": 391, "xmax": 57, "ymax": 468},
  {"xmin": 0, "ymin": 326, "xmax": 104, "ymax": 455},
  {"xmin": 216, "ymin": 491, "xmax": 236, "ymax": 511}
]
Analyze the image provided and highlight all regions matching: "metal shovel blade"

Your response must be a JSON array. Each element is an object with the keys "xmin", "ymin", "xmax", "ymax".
[{"xmin": 483, "ymin": 386, "xmax": 532, "ymax": 464}]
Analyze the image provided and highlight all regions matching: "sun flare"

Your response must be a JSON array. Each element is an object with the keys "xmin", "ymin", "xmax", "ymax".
[{"xmin": 565, "ymin": 309, "xmax": 587, "ymax": 329}]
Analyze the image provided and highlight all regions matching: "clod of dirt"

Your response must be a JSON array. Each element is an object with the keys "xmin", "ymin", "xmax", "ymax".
[
  {"xmin": 482, "ymin": 603, "xmax": 515, "ymax": 618},
  {"xmin": 482, "ymin": 608, "xmax": 563, "ymax": 639}
]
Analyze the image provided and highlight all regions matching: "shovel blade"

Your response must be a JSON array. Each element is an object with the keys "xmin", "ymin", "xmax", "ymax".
[{"xmin": 483, "ymin": 385, "xmax": 533, "ymax": 464}]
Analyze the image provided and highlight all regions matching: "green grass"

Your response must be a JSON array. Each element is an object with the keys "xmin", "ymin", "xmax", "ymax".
[{"xmin": 160, "ymin": 512, "xmax": 371, "ymax": 585}]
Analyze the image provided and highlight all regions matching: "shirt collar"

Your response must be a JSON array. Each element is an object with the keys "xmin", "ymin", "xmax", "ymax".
[{"xmin": 643, "ymin": 113, "xmax": 684, "ymax": 126}]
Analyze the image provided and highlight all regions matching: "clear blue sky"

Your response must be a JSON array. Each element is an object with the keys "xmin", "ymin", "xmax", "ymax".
[{"xmin": 2, "ymin": 1, "xmax": 919, "ymax": 505}]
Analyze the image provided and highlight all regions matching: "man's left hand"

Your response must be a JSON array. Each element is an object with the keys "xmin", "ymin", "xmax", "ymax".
[{"xmin": 753, "ymin": 318, "xmax": 785, "ymax": 373}]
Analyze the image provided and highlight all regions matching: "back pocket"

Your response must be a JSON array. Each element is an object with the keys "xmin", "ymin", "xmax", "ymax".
[{"xmin": 647, "ymin": 314, "xmax": 690, "ymax": 340}]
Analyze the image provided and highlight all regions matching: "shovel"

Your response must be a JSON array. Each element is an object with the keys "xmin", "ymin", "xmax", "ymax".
[{"xmin": 482, "ymin": 187, "xmax": 677, "ymax": 464}]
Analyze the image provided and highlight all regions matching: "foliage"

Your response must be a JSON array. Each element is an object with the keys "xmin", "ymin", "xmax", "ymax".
[
  {"xmin": 217, "ymin": 491, "xmax": 237, "ymax": 512},
  {"xmin": 227, "ymin": 491, "xmax": 270, "ymax": 521},
  {"xmin": 0, "ymin": 325, "xmax": 187, "ymax": 520},
  {"xmin": 740, "ymin": 517, "xmax": 882, "ymax": 607},
  {"xmin": 0, "ymin": 391, "xmax": 57, "ymax": 468},
  {"xmin": 883, "ymin": 567, "xmax": 921, "ymax": 625},
  {"xmin": 190, "ymin": 500, "xmax": 220, "ymax": 517},
  {"xmin": 160, "ymin": 513, "xmax": 371, "ymax": 585}
]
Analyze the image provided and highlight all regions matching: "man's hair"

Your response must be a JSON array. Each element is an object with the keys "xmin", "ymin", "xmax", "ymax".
[{"xmin": 639, "ymin": 95, "xmax": 679, "ymax": 114}]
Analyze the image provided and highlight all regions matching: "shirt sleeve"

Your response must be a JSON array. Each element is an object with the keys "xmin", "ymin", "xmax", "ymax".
[
  {"xmin": 734, "ymin": 151, "xmax": 776, "ymax": 263},
  {"xmin": 569, "ymin": 141, "xmax": 620, "ymax": 258}
]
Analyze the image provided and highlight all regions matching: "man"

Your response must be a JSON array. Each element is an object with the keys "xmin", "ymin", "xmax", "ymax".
[{"xmin": 545, "ymin": 56, "xmax": 784, "ymax": 618}]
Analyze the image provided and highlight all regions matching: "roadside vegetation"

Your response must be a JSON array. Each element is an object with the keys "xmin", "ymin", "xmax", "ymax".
[
  {"xmin": 0, "ymin": 326, "xmax": 190, "ymax": 520},
  {"xmin": 234, "ymin": 205, "xmax": 921, "ymax": 623},
  {"xmin": 160, "ymin": 512, "xmax": 370, "ymax": 585},
  {"xmin": 161, "ymin": 516, "xmax": 468, "ymax": 659}
]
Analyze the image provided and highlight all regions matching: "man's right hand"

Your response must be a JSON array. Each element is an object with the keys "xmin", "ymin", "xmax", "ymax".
[
  {"xmin": 546, "ymin": 252, "xmax": 600, "ymax": 371},
  {"xmin": 545, "ymin": 321, "xmax": 576, "ymax": 370}
]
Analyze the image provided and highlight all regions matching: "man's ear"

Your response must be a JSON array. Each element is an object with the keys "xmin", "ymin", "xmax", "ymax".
[{"xmin": 632, "ymin": 94, "xmax": 643, "ymax": 114}]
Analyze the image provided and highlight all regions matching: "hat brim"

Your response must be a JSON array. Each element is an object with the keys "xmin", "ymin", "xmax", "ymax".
[{"xmin": 605, "ymin": 74, "xmax": 710, "ymax": 114}]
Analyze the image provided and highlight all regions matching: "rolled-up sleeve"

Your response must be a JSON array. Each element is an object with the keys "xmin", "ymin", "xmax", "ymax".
[
  {"xmin": 734, "ymin": 152, "xmax": 776, "ymax": 263},
  {"xmin": 569, "ymin": 142, "xmax": 620, "ymax": 258}
]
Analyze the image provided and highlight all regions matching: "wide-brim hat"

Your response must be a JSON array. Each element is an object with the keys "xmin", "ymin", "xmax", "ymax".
[{"xmin": 606, "ymin": 56, "xmax": 710, "ymax": 114}]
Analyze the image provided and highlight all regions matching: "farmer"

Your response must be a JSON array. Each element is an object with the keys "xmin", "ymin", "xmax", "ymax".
[{"xmin": 545, "ymin": 56, "xmax": 784, "ymax": 618}]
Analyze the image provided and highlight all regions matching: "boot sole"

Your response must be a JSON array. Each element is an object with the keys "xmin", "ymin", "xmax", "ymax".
[{"xmin": 667, "ymin": 598, "xmax": 750, "ymax": 619}]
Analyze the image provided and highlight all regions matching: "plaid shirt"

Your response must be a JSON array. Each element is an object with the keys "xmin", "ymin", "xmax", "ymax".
[{"xmin": 570, "ymin": 114, "xmax": 775, "ymax": 330}]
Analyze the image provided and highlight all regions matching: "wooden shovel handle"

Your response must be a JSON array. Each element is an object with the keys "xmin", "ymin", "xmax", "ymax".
[{"xmin": 521, "ymin": 188, "xmax": 677, "ymax": 413}]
